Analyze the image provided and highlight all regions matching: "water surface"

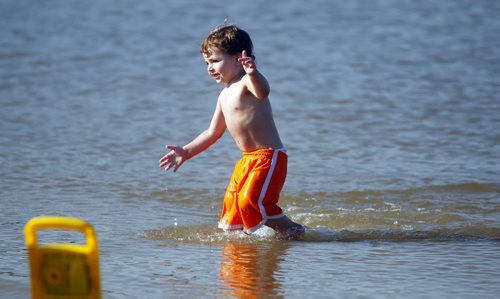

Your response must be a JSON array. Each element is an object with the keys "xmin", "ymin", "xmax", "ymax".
[{"xmin": 1, "ymin": 0, "xmax": 499, "ymax": 298}]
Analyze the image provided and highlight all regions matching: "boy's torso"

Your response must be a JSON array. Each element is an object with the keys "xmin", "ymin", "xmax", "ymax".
[{"xmin": 219, "ymin": 78, "xmax": 283, "ymax": 152}]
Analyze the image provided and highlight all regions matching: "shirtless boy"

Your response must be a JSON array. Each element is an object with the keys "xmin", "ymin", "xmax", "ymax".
[{"xmin": 159, "ymin": 25, "xmax": 304, "ymax": 239}]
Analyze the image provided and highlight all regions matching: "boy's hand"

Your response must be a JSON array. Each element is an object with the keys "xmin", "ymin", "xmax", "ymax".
[
  {"xmin": 238, "ymin": 50, "xmax": 256, "ymax": 75},
  {"xmin": 159, "ymin": 145, "xmax": 187, "ymax": 173}
]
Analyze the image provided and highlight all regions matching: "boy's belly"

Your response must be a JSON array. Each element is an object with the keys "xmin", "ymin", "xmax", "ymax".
[{"xmin": 229, "ymin": 126, "xmax": 284, "ymax": 152}]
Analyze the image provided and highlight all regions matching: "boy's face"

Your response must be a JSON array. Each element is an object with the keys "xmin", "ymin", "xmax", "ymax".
[{"xmin": 203, "ymin": 49, "xmax": 242, "ymax": 85}]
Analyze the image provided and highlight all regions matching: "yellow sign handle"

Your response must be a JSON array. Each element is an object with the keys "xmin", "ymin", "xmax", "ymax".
[{"xmin": 24, "ymin": 216, "xmax": 98, "ymax": 252}]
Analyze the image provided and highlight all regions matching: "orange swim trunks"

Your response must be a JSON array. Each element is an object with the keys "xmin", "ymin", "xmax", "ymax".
[{"xmin": 218, "ymin": 148, "xmax": 287, "ymax": 234}]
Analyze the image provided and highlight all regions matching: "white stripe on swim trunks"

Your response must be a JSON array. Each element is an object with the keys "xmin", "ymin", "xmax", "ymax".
[{"xmin": 246, "ymin": 148, "xmax": 285, "ymax": 233}]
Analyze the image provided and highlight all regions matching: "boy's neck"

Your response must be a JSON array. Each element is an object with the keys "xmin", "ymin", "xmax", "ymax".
[{"xmin": 226, "ymin": 69, "xmax": 246, "ymax": 87}]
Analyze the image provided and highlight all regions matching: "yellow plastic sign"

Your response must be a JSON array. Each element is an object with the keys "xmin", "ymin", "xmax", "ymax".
[{"xmin": 24, "ymin": 216, "xmax": 101, "ymax": 299}]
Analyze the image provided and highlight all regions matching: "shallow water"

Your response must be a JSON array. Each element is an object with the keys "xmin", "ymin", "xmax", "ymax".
[{"xmin": 1, "ymin": 0, "xmax": 500, "ymax": 298}]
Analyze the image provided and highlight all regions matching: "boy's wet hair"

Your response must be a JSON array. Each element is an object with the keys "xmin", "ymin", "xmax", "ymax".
[{"xmin": 200, "ymin": 25, "xmax": 255, "ymax": 60}]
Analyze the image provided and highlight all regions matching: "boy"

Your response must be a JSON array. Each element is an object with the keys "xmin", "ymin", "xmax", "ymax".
[{"xmin": 159, "ymin": 25, "xmax": 304, "ymax": 239}]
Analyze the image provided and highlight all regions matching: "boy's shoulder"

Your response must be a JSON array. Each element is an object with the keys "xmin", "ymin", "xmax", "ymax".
[{"xmin": 220, "ymin": 76, "xmax": 248, "ymax": 97}]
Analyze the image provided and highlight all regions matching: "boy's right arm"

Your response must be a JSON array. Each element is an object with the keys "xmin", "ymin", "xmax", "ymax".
[{"xmin": 159, "ymin": 97, "xmax": 226, "ymax": 173}]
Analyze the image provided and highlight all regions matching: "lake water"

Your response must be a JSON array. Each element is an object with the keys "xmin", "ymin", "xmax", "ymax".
[{"xmin": 1, "ymin": 0, "xmax": 500, "ymax": 298}]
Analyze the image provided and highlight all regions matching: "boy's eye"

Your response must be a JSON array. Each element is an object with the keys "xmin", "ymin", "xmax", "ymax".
[{"xmin": 205, "ymin": 59, "xmax": 219, "ymax": 65}]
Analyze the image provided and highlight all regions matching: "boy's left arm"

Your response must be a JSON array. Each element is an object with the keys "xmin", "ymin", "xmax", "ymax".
[{"xmin": 238, "ymin": 50, "xmax": 270, "ymax": 100}]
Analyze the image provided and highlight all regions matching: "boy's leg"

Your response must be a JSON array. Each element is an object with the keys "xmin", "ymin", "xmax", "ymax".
[
  {"xmin": 219, "ymin": 159, "xmax": 245, "ymax": 230},
  {"xmin": 265, "ymin": 216, "xmax": 305, "ymax": 239}
]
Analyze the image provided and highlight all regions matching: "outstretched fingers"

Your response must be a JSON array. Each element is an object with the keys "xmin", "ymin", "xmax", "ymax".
[
  {"xmin": 238, "ymin": 50, "xmax": 256, "ymax": 74},
  {"xmin": 237, "ymin": 50, "xmax": 250, "ymax": 63},
  {"xmin": 159, "ymin": 145, "xmax": 186, "ymax": 172},
  {"xmin": 159, "ymin": 153, "xmax": 173, "ymax": 169}
]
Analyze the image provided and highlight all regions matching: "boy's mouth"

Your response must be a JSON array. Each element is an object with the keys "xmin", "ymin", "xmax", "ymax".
[{"xmin": 210, "ymin": 72, "xmax": 221, "ymax": 80}]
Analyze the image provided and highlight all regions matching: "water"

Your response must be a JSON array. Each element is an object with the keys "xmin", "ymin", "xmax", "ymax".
[{"xmin": 1, "ymin": 0, "xmax": 500, "ymax": 298}]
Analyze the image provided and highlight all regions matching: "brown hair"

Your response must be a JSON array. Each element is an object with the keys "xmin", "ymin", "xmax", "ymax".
[{"xmin": 200, "ymin": 25, "xmax": 255, "ymax": 59}]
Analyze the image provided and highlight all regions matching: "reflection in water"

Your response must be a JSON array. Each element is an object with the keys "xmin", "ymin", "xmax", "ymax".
[{"xmin": 219, "ymin": 241, "xmax": 290, "ymax": 298}]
